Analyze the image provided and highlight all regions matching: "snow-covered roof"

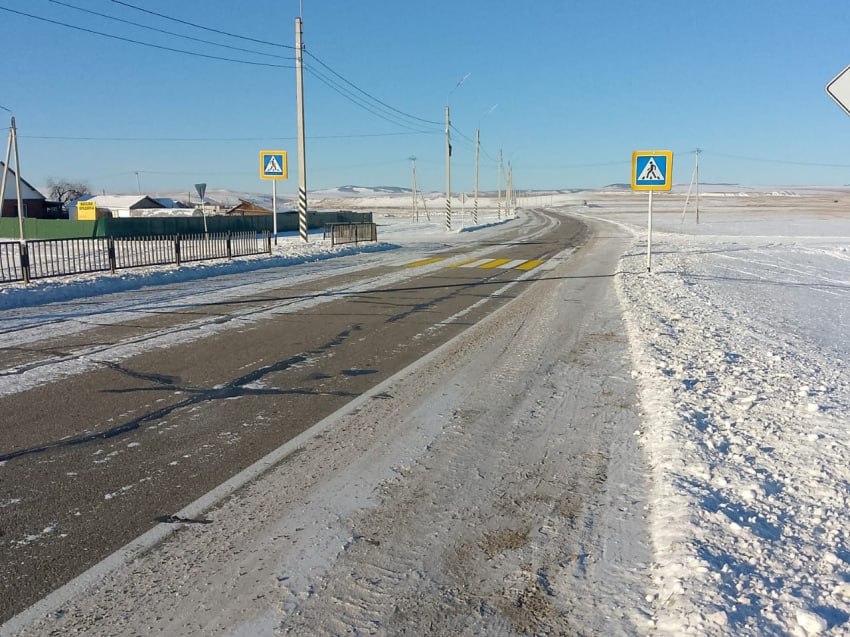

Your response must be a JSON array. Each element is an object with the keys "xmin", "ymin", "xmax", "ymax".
[
  {"xmin": 87, "ymin": 195, "xmax": 163, "ymax": 210},
  {"xmin": 0, "ymin": 161, "xmax": 46, "ymax": 200}
]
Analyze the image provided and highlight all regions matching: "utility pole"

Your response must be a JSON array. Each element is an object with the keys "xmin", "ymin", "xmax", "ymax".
[
  {"xmin": 409, "ymin": 156, "xmax": 418, "ymax": 221},
  {"xmin": 695, "ymin": 148, "xmax": 701, "ymax": 224},
  {"xmin": 134, "ymin": 171, "xmax": 141, "ymax": 195},
  {"xmin": 497, "ymin": 147, "xmax": 503, "ymax": 220},
  {"xmin": 0, "ymin": 116, "xmax": 25, "ymax": 241},
  {"xmin": 506, "ymin": 161, "xmax": 512, "ymax": 217},
  {"xmin": 295, "ymin": 16, "xmax": 308, "ymax": 242},
  {"xmin": 473, "ymin": 128, "xmax": 480, "ymax": 226},
  {"xmin": 445, "ymin": 105, "xmax": 452, "ymax": 231},
  {"xmin": 681, "ymin": 148, "xmax": 702, "ymax": 225},
  {"xmin": 0, "ymin": 122, "xmax": 13, "ymax": 227}
]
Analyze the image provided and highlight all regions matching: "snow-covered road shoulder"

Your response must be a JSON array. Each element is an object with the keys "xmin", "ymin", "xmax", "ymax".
[{"xmin": 613, "ymin": 209, "xmax": 850, "ymax": 635}]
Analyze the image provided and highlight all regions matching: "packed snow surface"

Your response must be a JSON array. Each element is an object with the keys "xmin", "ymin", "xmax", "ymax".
[{"xmin": 579, "ymin": 191, "xmax": 850, "ymax": 636}]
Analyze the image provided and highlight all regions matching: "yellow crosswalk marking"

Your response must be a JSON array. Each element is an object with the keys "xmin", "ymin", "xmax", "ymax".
[
  {"xmin": 479, "ymin": 258, "xmax": 512, "ymax": 269},
  {"xmin": 402, "ymin": 256, "xmax": 547, "ymax": 271},
  {"xmin": 404, "ymin": 257, "xmax": 446, "ymax": 268},
  {"xmin": 516, "ymin": 259, "xmax": 544, "ymax": 271},
  {"xmin": 447, "ymin": 257, "xmax": 480, "ymax": 268}
]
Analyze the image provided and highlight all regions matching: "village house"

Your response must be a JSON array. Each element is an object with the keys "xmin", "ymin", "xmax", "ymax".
[{"xmin": 0, "ymin": 161, "xmax": 62, "ymax": 218}]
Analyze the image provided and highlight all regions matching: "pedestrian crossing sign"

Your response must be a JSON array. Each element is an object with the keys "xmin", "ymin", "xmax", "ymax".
[
  {"xmin": 259, "ymin": 150, "xmax": 288, "ymax": 180},
  {"xmin": 632, "ymin": 150, "xmax": 673, "ymax": 191}
]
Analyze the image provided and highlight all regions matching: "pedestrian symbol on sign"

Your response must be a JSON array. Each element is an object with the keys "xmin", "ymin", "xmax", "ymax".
[
  {"xmin": 638, "ymin": 158, "xmax": 662, "ymax": 182},
  {"xmin": 265, "ymin": 155, "xmax": 283, "ymax": 175}
]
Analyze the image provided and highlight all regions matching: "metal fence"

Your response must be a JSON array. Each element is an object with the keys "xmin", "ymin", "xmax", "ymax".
[
  {"xmin": 0, "ymin": 231, "xmax": 271, "ymax": 284},
  {"xmin": 323, "ymin": 222, "xmax": 378, "ymax": 247}
]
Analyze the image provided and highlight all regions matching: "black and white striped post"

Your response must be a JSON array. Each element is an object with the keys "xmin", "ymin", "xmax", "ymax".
[
  {"xmin": 445, "ymin": 105, "xmax": 452, "ymax": 232},
  {"xmin": 295, "ymin": 17, "xmax": 309, "ymax": 242}
]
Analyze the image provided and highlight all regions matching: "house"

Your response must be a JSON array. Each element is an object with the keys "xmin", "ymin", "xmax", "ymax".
[
  {"xmin": 225, "ymin": 199, "xmax": 275, "ymax": 216},
  {"xmin": 79, "ymin": 195, "xmax": 165, "ymax": 219},
  {"xmin": 0, "ymin": 161, "xmax": 61, "ymax": 218}
]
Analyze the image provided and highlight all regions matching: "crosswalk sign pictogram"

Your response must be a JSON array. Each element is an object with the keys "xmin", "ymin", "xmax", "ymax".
[
  {"xmin": 259, "ymin": 150, "xmax": 288, "ymax": 180},
  {"xmin": 632, "ymin": 150, "xmax": 673, "ymax": 191}
]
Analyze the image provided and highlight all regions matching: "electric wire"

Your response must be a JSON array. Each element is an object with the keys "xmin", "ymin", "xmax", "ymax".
[
  {"xmin": 703, "ymin": 151, "xmax": 850, "ymax": 169},
  {"xmin": 48, "ymin": 0, "xmax": 295, "ymax": 60},
  {"xmin": 304, "ymin": 50, "xmax": 442, "ymax": 127},
  {"xmin": 450, "ymin": 124, "xmax": 498, "ymax": 164},
  {"xmin": 0, "ymin": 5, "xmax": 295, "ymax": 68},
  {"xmin": 305, "ymin": 65, "xmax": 439, "ymax": 135},
  {"xmin": 22, "ymin": 132, "xmax": 437, "ymax": 142},
  {"xmin": 111, "ymin": 0, "xmax": 294, "ymax": 49}
]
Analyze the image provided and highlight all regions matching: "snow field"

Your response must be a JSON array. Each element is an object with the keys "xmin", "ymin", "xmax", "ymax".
[{"xmin": 603, "ymin": 198, "xmax": 850, "ymax": 636}]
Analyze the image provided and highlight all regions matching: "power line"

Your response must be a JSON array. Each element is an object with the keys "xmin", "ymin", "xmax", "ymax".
[
  {"xmin": 22, "ymin": 131, "xmax": 437, "ymax": 142},
  {"xmin": 304, "ymin": 50, "xmax": 442, "ymax": 127},
  {"xmin": 704, "ymin": 150, "xmax": 850, "ymax": 169},
  {"xmin": 111, "ymin": 0, "xmax": 294, "ymax": 50},
  {"xmin": 450, "ymin": 124, "xmax": 497, "ymax": 163},
  {"xmin": 305, "ymin": 65, "xmax": 438, "ymax": 134},
  {"xmin": 0, "ymin": 5, "xmax": 294, "ymax": 68},
  {"xmin": 48, "ymin": 0, "xmax": 294, "ymax": 60}
]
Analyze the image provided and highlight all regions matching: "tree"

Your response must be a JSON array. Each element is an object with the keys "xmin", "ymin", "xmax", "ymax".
[{"xmin": 46, "ymin": 178, "xmax": 91, "ymax": 209}]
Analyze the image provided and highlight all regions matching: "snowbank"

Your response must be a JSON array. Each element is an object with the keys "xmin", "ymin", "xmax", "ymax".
[{"xmin": 605, "ymin": 201, "xmax": 850, "ymax": 635}]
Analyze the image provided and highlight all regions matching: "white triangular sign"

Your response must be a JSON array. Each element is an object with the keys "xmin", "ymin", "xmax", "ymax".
[
  {"xmin": 637, "ymin": 158, "xmax": 664, "ymax": 182},
  {"xmin": 265, "ymin": 156, "xmax": 283, "ymax": 174}
]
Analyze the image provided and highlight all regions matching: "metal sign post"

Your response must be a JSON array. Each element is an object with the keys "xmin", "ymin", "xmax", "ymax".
[
  {"xmin": 632, "ymin": 150, "xmax": 673, "ymax": 273},
  {"xmin": 194, "ymin": 183, "xmax": 207, "ymax": 234},
  {"xmin": 259, "ymin": 150, "xmax": 288, "ymax": 244}
]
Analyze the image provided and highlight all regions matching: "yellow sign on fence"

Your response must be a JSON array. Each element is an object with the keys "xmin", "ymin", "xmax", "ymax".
[{"xmin": 77, "ymin": 201, "xmax": 97, "ymax": 220}]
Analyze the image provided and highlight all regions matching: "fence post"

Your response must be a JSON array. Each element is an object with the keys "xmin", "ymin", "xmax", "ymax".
[
  {"xmin": 226, "ymin": 231, "xmax": 232, "ymax": 259},
  {"xmin": 265, "ymin": 231, "xmax": 271, "ymax": 254},
  {"xmin": 107, "ymin": 236, "xmax": 116, "ymax": 274},
  {"xmin": 19, "ymin": 241, "xmax": 30, "ymax": 284},
  {"xmin": 175, "ymin": 234, "xmax": 181, "ymax": 267}
]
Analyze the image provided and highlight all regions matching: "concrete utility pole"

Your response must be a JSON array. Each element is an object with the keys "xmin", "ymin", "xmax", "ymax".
[
  {"xmin": 681, "ymin": 148, "xmax": 702, "ymax": 225},
  {"xmin": 506, "ymin": 161, "xmax": 513, "ymax": 217},
  {"xmin": 0, "ymin": 121, "xmax": 13, "ymax": 225},
  {"xmin": 695, "ymin": 148, "xmax": 701, "ymax": 224},
  {"xmin": 497, "ymin": 147, "xmax": 503, "ymax": 220},
  {"xmin": 473, "ymin": 129, "xmax": 480, "ymax": 226},
  {"xmin": 445, "ymin": 105, "xmax": 452, "ymax": 231},
  {"xmin": 409, "ymin": 156, "xmax": 418, "ymax": 221},
  {"xmin": 295, "ymin": 17, "xmax": 308, "ymax": 242},
  {"xmin": 0, "ymin": 116, "xmax": 26, "ymax": 241}
]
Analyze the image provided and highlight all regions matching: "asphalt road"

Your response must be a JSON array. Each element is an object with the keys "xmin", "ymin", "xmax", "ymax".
[{"xmin": 0, "ymin": 210, "xmax": 587, "ymax": 623}]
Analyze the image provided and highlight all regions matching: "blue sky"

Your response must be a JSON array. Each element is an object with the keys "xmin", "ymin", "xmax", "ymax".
[{"xmin": 3, "ymin": 0, "xmax": 850, "ymax": 196}]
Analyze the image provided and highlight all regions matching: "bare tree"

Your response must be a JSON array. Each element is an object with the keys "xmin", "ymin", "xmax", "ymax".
[{"xmin": 46, "ymin": 178, "xmax": 91, "ymax": 209}]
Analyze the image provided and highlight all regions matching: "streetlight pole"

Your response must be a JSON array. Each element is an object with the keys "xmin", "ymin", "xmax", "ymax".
[
  {"xmin": 295, "ymin": 16, "xmax": 308, "ymax": 242},
  {"xmin": 444, "ymin": 72, "xmax": 470, "ymax": 232}
]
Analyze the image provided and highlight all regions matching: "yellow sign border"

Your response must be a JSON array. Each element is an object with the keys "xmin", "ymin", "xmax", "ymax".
[
  {"xmin": 259, "ymin": 150, "xmax": 288, "ymax": 180},
  {"xmin": 631, "ymin": 150, "xmax": 673, "ymax": 191}
]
